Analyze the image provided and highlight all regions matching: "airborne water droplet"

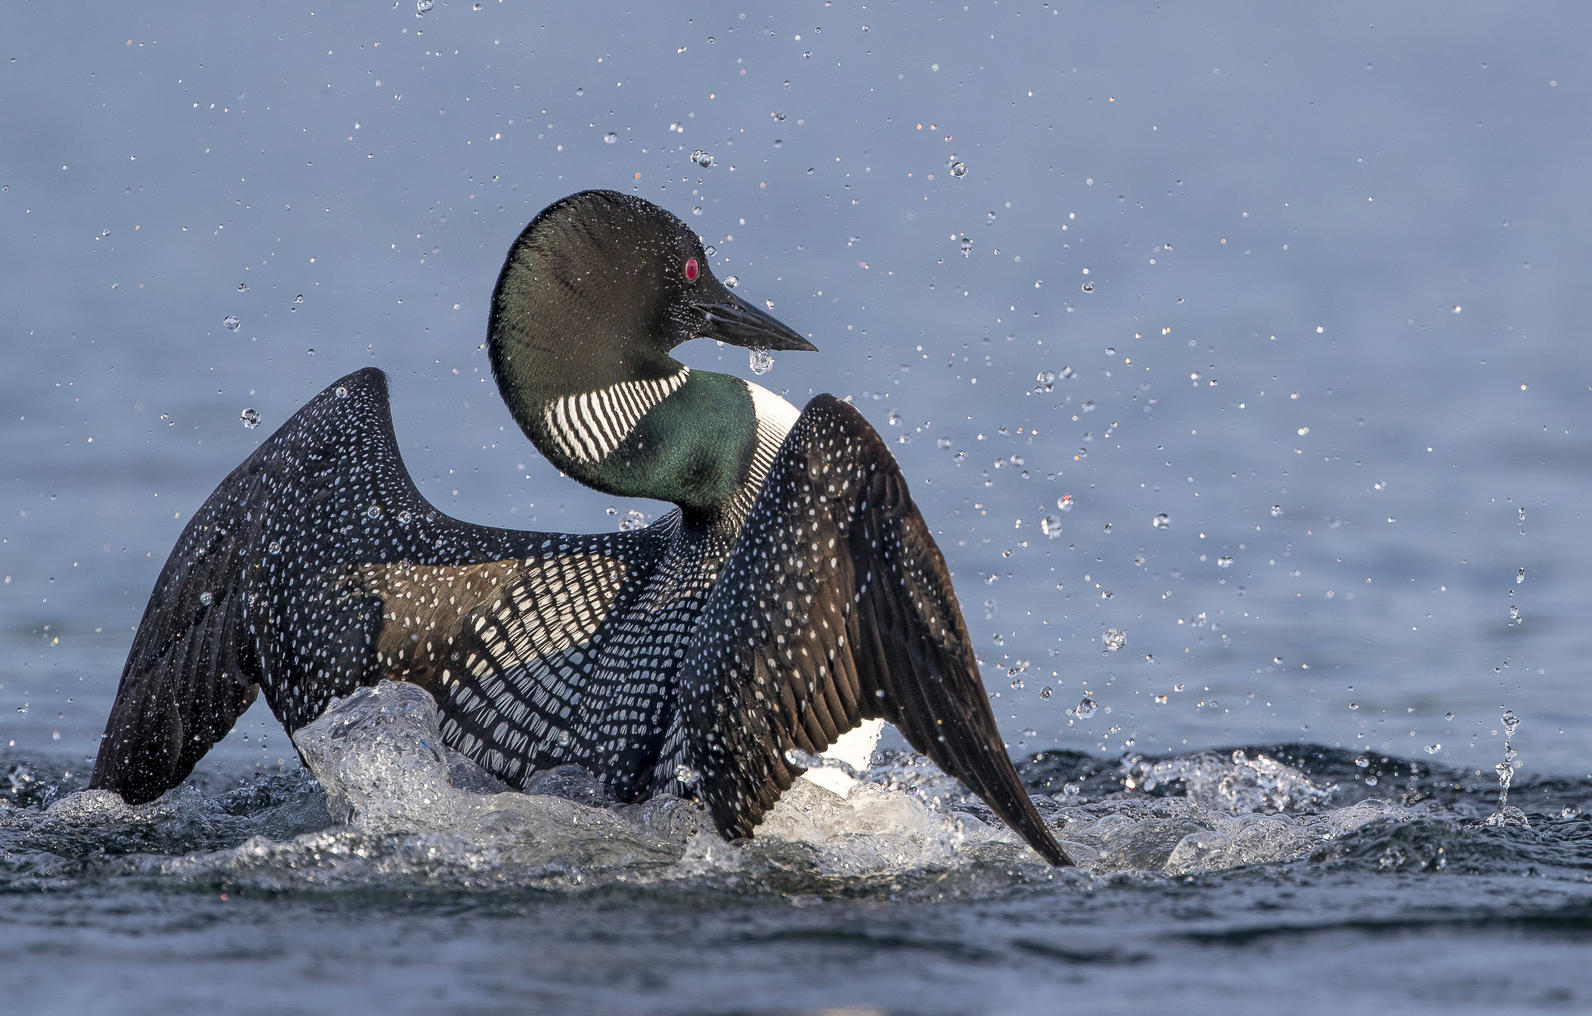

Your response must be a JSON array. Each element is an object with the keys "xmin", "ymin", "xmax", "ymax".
[
  {"xmin": 223, "ymin": 315, "xmax": 241, "ymax": 332},
  {"xmin": 748, "ymin": 347, "xmax": 775, "ymax": 375},
  {"xmin": 1501, "ymin": 709, "xmax": 1520, "ymax": 737},
  {"xmin": 240, "ymin": 407, "xmax": 261, "ymax": 429}
]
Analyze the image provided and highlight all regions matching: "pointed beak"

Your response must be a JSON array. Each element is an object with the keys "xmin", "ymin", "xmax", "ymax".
[{"xmin": 698, "ymin": 289, "xmax": 818, "ymax": 352}]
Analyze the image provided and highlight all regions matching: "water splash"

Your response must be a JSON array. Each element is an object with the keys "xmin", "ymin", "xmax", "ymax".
[{"xmin": 1486, "ymin": 708, "xmax": 1528, "ymax": 827}]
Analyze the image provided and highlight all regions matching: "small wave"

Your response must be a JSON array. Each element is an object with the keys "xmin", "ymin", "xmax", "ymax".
[{"xmin": 4, "ymin": 682, "xmax": 1587, "ymax": 898}]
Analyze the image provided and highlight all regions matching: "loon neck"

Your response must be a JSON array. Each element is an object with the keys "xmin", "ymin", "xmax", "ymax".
[{"xmin": 501, "ymin": 363, "xmax": 797, "ymax": 518}]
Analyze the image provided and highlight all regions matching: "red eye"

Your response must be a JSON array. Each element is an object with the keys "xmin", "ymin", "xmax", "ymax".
[{"xmin": 683, "ymin": 257, "xmax": 700, "ymax": 283}]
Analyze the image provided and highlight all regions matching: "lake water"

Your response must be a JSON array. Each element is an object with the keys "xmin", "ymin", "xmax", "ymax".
[{"xmin": 4, "ymin": 4, "xmax": 1589, "ymax": 1014}]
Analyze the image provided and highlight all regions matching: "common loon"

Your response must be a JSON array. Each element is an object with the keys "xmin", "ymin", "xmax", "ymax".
[{"xmin": 90, "ymin": 189, "xmax": 1069, "ymax": 866}]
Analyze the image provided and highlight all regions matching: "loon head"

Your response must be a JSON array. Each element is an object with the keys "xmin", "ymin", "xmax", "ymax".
[{"xmin": 487, "ymin": 190, "xmax": 815, "ymax": 509}]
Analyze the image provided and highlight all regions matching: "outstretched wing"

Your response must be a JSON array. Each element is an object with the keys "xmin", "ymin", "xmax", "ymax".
[
  {"xmin": 91, "ymin": 368, "xmax": 665, "ymax": 804},
  {"xmin": 89, "ymin": 435, "xmax": 271, "ymax": 804},
  {"xmin": 670, "ymin": 395, "xmax": 1068, "ymax": 865}
]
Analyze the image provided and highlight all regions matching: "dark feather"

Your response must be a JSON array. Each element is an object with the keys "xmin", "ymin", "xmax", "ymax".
[{"xmin": 672, "ymin": 395, "xmax": 1069, "ymax": 865}]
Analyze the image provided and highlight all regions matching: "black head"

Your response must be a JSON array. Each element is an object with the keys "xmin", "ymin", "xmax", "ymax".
[{"xmin": 488, "ymin": 190, "xmax": 814, "ymax": 398}]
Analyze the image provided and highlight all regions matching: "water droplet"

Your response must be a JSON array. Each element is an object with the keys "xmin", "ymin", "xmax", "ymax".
[
  {"xmin": 223, "ymin": 315, "xmax": 241, "ymax": 332},
  {"xmin": 366, "ymin": 504, "xmax": 382, "ymax": 519},
  {"xmin": 1080, "ymin": 281, "xmax": 1094, "ymax": 293},
  {"xmin": 1075, "ymin": 696, "xmax": 1098, "ymax": 719},
  {"xmin": 240, "ymin": 407, "xmax": 261, "ymax": 429},
  {"xmin": 1034, "ymin": 370, "xmax": 1056, "ymax": 393},
  {"xmin": 416, "ymin": 0, "xmax": 434, "ymax": 14},
  {"xmin": 1270, "ymin": 504, "xmax": 1283, "ymax": 517},
  {"xmin": 1040, "ymin": 516, "xmax": 1062, "ymax": 538},
  {"xmin": 959, "ymin": 234, "xmax": 973, "ymax": 257},
  {"xmin": 1424, "ymin": 743, "xmax": 1442, "ymax": 755},
  {"xmin": 334, "ymin": 386, "xmax": 349, "ymax": 398},
  {"xmin": 947, "ymin": 156, "xmax": 967, "ymax": 178},
  {"xmin": 1151, "ymin": 513, "xmax": 1170, "ymax": 529},
  {"xmin": 1039, "ymin": 686, "xmax": 1053, "ymax": 701},
  {"xmin": 674, "ymin": 764, "xmax": 701, "ymax": 787},
  {"xmin": 267, "ymin": 539, "xmax": 283, "ymax": 555},
  {"xmin": 603, "ymin": 131, "xmax": 617, "ymax": 144},
  {"xmin": 723, "ymin": 274, "xmax": 739, "ymax": 289},
  {"xmin": 748, "ymin": 347, "xmax": 775, "ymax": 375},
  {"xmin": 1102, "ymin": 629, "xmax": 1127, "ymax": 652},
  {"xmin": 618, "ymin": 509, "xmax": 649, "ymax": 532},
  {"xmin": 1217, "ymin": 555, "xmax": 1234, "ymax": 568},
  {"xmin": 396, "ymin": 509, "xmax": 413, "ymax": 526},
  {"xmin": 1501, "ymin": 709, "xmax": 1520, "ymax": 737},
  {"xmin": 690, "ymin": 149, "xmax": 714, "ymax": 168},
  {"xmin": 198, "ymin": 591, "xmax": 214, "ymax": 606},
  {"xmin": 236, "ymin": 282, "xmax": 248, "ymax": 293}
]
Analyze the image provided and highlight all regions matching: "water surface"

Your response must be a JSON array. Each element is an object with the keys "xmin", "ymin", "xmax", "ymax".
[{"xmin": 4, "ymin": 3, "xmax": 1589, "ymax": 1013}]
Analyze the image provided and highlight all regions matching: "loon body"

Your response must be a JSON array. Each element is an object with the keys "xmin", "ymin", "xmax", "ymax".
[{"xmin": 90, "ymin": 190, "xmax": 1068, "ymax": 865}]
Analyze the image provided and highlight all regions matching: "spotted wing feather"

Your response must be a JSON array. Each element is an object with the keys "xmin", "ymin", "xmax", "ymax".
[
  {"xmin": 91, "ymin": 368, "xmax": 663, "ymax": 803},
  {"xmin": 89, "ymin": 451, "xmax": 270, "ymax": 803},
  {"xmin": 672, "ymin": 395, "xmax": 1069, "ymax": 865}
]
